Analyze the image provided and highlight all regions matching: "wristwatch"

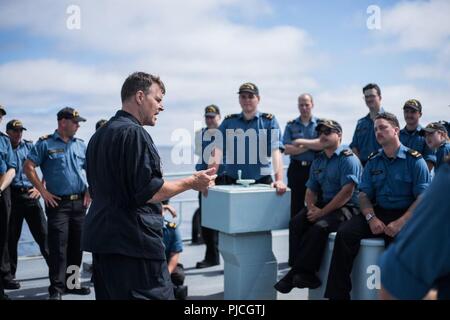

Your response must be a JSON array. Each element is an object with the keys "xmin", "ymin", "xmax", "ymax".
[{"xmin": 365, "ymin": 212, "xmax": 376, "ymax": 223}]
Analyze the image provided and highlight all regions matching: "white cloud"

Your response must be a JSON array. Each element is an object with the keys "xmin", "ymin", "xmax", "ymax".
[
  {"xmin": 313, "ymin": 83, "xmax": 449, "ymax": 144},
  {"xmin": 363, "ymin": 0, "xmax": 450, "ymax": 84},
  {"xmin": 0, "ymin": 0, "xmax": 327, "ymax": 145},
  {"xmin": 0, "ymin": 59, "xmax": 122, "ymax": 96},
  {"xmin": 381, "ymin": 0, "xmax": 450, "ymax": 51},
  {"xmin": 0, "ymin": 1, "xmax": 447, "ymax": 151}
]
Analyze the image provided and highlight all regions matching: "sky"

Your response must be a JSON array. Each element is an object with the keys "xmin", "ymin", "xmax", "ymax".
[{"xmin": 0, "ymin": 0, "xmax": 449, "ymax": 151}]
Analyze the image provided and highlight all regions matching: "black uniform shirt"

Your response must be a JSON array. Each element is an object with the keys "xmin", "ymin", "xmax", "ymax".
[{"xmin": 82, "ymin": 110, "xmax": 165, "ymax": 260}]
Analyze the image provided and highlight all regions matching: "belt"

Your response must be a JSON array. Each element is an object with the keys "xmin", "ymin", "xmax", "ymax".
[
  {"xmin": 292, "ymin": 160, "xmax": 311, "ymax": 167},
  {"xmin": 11, "ymin": 186, "xmax": 33, "ymax": 193},
  {"xmin": 57, "ymin": 193, "xmax": 84, "ymax": 201}
]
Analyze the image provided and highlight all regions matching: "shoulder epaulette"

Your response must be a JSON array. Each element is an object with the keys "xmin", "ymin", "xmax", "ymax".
[
  {"xmin": 39, "ymin": 134, "xmax": 51, "ymax": 141},
  {"xmin": 262, "ymin": 113, "xmax": 274, "ymax": 120},
  {"xmin": 75, "ymin": 137, "xmax": 84, "ymax": 142},
  {"xmin": 407, "ymin": 149, "xmax": 422, "ymax": 158},
  {"xmin": 165, "ymin": 221, "xmax": 177, "ymax": 229},
  {"xmin": 444, "ymin": 154, "xmax": 450, "ymax": 164},
  {"xmin": 368, "ymin": 151, "xmax": 380, "ymax": 160},
  {"xmin": 225, "ymin": 114, "xmax": 239, "ymax": 120},
  {"xmin": 23, "ymin": 139, "xmax": 33, "ymax": 144},
  {"xmin": 287, "ymin": 118, "xmax": 296, "ymax": 125},
  {"xmin": 340, "ymin": 149, "xmax": 354, "ymax": 157}
]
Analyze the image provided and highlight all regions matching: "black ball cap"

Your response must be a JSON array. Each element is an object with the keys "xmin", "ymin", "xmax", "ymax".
[
  {"xmin": 238, "ymin": 82, "xmax": 259, "ymax": 95},
  {"xmin": 57, "ymin": 107, "xmax": 86, "ymax": 122},
  {"xmin": 316, "ymin": 119, "xmax": 343, "ymax": 133},
  {"xmin": 6, "ymin": 119, "xmax": 27, "ymax": 131}
]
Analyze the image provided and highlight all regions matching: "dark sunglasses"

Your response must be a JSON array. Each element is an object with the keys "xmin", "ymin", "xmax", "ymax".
[
  {"xmin": 318, "ymin": 128, "xmax": 338, "ymax": 136},
  {"xmin": 364, "ymin": 94, "xmax": 378, "ymax": 99}
]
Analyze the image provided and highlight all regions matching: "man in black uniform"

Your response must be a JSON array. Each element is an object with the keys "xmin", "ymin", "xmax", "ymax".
[
  {"xmin": 82, "ymin": 72, "xmax": 216, "ymax": 300},
  {"xmin": 7, "ymin": 120, "xmax": 49, "ymax": 283}
]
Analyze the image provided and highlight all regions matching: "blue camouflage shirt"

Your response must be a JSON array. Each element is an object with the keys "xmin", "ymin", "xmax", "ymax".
[
  {"xmin": 400, "ymin": 125, "xmax": 436, "ymax": 164},
  {"xmin": 282, "ymin": 116, "xmax": 319, "ymax": 162},
  {"xmin": 11, "ymin": 140, "xmax": 34, "ymax": 189},
  {"xmin": 350, "ymin": 109, "xmax": 385, "ymax": 164},
  {"xmin": 163, "ymin": 222, "xmax": 183, "ymax": 261},
  {"xmin": 380, "ymin": 161, "xmax": 450, "ymax": 299},
  {"xmin": 306, "ymin": 146, "xmax": 363, "ymax": 205},
  {"xmin": 218, "ymin": 111, "xmax": 284, "ymax": 180},
  {"xmin": 359, "ymin": 144, "xmax": 431, "ymax": 209},
  {"xmin": 195, "ymin": 127, "xmax": 224, "ymax": 174},
  {"xmin": 0, "ymin": 132, "xmax": 17, "ymax": 174},
  {"xmin": 27, "ymin": 130, "xmax": 87, "ymax": 195},
  {"xmin": 435, "ymin": 141, "xmax": 450, "ymax": 171}
]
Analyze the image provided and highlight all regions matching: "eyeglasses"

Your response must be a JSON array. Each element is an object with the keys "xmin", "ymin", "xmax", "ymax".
[
  {"xmin": 318, "ymin": 128, "xmax": 338, "ymax": 136},
  {"xmin": 364, "ymin": 94, "xmax": 378, "ymax": 99}
]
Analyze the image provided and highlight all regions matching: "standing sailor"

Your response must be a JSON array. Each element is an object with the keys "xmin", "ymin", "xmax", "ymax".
[
  {"xmin": 6, "ymin": 120, "xmax": 49, "ymax": 284},
  {"xmin": 0, "ymin": 104, "xmax": 17, "ymax": 300},
  {"xmin": 24, "ymin": 107, "xmax": 91, "ymax": 300}
]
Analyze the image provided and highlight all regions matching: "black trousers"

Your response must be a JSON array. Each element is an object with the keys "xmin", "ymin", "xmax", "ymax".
[
  {"xmin": 0, "ymin": 187, "xmax": 11, "ymax": 293},
  {"xmin": 289, "ymin": 205, "xmax": 357, "ymax": 275},
  {"xmin": 45, "ymin": 198, "xmax": 86, "ymax": 295},
  {"xmin": 92, "ymin": 253, "xmax": 174, "ymax": 300},
  {"xmin": 171, "ymin": 263, "xmax": 185, "ymax": 286},
  {"xmin": 287, "ymin": 161, "xmax": 311, "ymax": 265},
  {"xmin": 324, "ymin": 207, "xmax": 407, "ymax": 300},
  {"xmin": 197, "ymin": 192, "xmax": 218, "ymax": 263},
  {"xmin": 9, "ymin": 189, "xmax": 49, "ymax": 278},
  {"xmin": 287, "ymin": 161, "xmax": 311, "ymax": 218}
]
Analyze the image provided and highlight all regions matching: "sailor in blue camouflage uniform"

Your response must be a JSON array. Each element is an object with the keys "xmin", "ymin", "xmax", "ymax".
[
  {"xmin": 211, "ymin": 82, "xmax": 287, "ymax": 194},
  {"xmin": 422, "ymin": 122, "xmax": 450, "ymax": 172},
  {"xmin": 0, "ymin": 104, "xmax": 17, "ymax": 300},
  {"xmin": 24, "ymin": 107, "xmax": 91, "ymax": 300},
  {"xmin": 6, "ymin": 120, "xmax": 49, "ymax": 287},
  {"xmin": 380, "ymin": 156, "xmax": 450, "ymax": 300},
  {"xmin": 399, "ymin": 99, "xmax": 436, "ymax": 170},
  {"xmin": 161, "ymin": 201, "xmax": 187, "ymax": 300},
  {"xmin": 325, "ymin": 112, "xmax": 431, "ymax": 300},
  {"xmin": 194, "ymin": 104, "xmax": 224, "ymax": 269},
  {"xmin": 283, "ymin": 93, "xmax": 322, "ymax": 219},
  {"xmin": 350, "ymin": 83, "xmax": 386, "ymax": 166},
  {"xmin": 275, "ymin": 120, "xmax": 362, "ymax": 294},
  {"xmin": 284, "ymin": 94, "xmax": 322, "ymax": 266}
]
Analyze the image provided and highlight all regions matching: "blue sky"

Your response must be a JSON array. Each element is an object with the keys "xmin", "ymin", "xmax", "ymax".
[{"xmin": 0, "ymin": 0, "xmax": 449, "ymax": 147}]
